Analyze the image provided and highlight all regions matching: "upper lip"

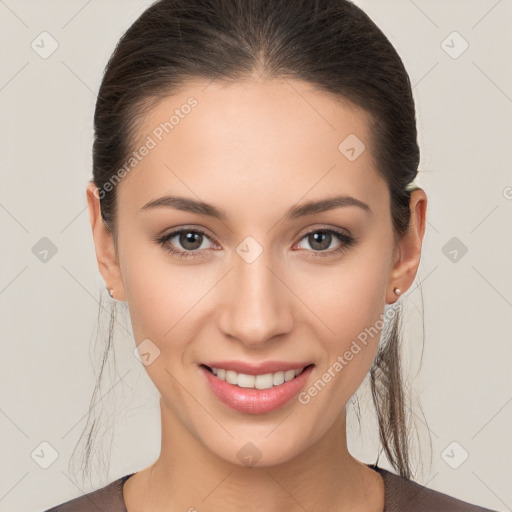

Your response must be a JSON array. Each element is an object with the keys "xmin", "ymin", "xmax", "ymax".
[{"xmin": 201, "ymin": 360, "xmax": 314, "ymax": 375}]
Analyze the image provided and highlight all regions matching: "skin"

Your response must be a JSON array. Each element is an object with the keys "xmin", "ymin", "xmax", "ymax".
[{"xmin": 86, "ymin": 77, "xmax": 427, "ymax": 512}]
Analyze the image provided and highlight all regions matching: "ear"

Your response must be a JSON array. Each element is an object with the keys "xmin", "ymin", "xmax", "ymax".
[
  {"xmin": 386, "ymin": 188, "xmax": 427, "ymax": 304},
  {"xmin": 86, "ymin": 180, "xmax": 126, "ymax": 302}
]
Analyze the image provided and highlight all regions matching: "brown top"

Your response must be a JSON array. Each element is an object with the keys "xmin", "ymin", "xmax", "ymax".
[{"xmin": 43, "ymin": 465, "xmax": 497, "ymax": 512}]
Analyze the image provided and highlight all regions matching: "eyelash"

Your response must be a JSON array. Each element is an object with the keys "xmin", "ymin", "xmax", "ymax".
[{"xmin": 155, "ymin": 227, "xmax": 356, "ymax": 260}]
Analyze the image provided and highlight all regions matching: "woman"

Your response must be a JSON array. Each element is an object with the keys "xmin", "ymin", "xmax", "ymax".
[{"xmin": 45, "ymin": 0, "xmax": 497, "ymax": 510}]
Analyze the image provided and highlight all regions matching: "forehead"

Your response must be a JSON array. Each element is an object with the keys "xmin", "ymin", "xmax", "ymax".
[{"xmin": 117, "ymin": 78, "xmax": 386, "ymax": 215}]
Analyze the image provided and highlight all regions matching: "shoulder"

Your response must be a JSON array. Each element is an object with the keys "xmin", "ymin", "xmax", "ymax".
[
  {"xmin": 372, "ymin": 466, "xmax": 498, "ymax": 512},
  {"xmin": 42, "ymin": 474, "xmax": 133, "ymax": 512}
]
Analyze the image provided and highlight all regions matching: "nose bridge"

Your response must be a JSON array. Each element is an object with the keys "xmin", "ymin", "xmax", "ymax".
[{"xmin": 218, "ymin": 242, "xmax": 292, "ymax": 346}]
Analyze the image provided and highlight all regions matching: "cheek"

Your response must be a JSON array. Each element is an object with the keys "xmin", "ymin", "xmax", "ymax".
[
  {"xmin": 120, "ymin": 247, "xmax": 214, "ymax": 407},
  {"xmin": 294, "ymin": 249, "xmax": 390, "ymax": 341},
  {"xmin": 291, "ymin": 246, "xmax": 391, "ymax": 397},
  {"xmin": 296, "ymin": 287, "xmax": 387, "ymax": 425},
  {"xmin": 120, "ymin": 240, "xmax": 218, "ymax": 344}
]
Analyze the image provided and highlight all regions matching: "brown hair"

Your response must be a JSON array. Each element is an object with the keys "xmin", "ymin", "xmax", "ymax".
[{"xmin": 75, "ymin": 0, "xmax": 422, "ymax": 483}]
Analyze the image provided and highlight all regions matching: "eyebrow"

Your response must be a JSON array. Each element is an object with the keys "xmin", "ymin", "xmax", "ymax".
[{"xmin": 140, "ymin": 194, "xmax": 371, "ymax": 220}]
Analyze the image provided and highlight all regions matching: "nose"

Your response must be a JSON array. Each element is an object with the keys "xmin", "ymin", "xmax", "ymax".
[{"xmin": 217, "ymin": 245, "xmax": 294, "ymax": 348}]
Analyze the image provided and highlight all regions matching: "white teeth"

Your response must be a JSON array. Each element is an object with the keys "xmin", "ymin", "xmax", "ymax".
[
  {"xmin": 284, "ymin": 369, "xmax": 296, "ymax": 382},
  {"xmin": 208, "ymin": 366, "xmax": 307, "ymax": 389},
  {"xmin": 226, "ymin": 370, "xmax": 238, "ymax": 385},
  {"xmin": 237, "ymin": 373, "xmax": 255, "ymax": 388},
  {"xmin": 255, "ymin": 373, "xmax": 273, "ymax": 389},
  {"xmin": 273, "ymin": 371, "xmax": 285, "ymax": 386}
]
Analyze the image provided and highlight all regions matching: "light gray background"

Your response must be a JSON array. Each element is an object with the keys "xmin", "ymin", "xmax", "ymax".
[{"xmin": 1, "ymin": 1, "xmax": 511, "ymax": 511}]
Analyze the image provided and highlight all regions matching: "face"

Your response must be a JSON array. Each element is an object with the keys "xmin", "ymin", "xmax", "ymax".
[{"xmin": 88, "ymin": 78, "xmax": 421, "ymax": 468}]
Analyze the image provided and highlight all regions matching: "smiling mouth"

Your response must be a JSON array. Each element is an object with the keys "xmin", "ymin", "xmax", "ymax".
[{"xmin": 201, "ymin": 363, "xmax": 314, "ymax": 390}]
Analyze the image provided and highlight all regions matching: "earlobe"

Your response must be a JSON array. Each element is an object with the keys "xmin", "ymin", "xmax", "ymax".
[
  {"xmin": 86, "ymin": 180, "xmax": 126, "ymax": 301},
  {"xmin": 386, "ymin": 188, "xmax": 428, "ymax": 304}
]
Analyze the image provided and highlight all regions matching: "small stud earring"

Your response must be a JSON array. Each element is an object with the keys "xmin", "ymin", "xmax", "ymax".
[
  {"xmin": 394, "ymin": 287, "xmax": 401, "ymax": 295},
  {"xmin": 106, "ymin": 286, "xmax": 114, "ymax": 299}
]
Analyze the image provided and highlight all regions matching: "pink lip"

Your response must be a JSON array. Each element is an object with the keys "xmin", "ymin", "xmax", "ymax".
[
  {"xmin": 200, "ymin": 364, "xmax": 315, "ymax": 414},
  {"xmin": 201, "ymin": 360, "xmax": 312, "ymax": 375}
]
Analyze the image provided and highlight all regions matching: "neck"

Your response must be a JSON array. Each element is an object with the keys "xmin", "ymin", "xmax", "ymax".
[{"xmin": 123, "ymin": 399, "xmax": 384, "ymax": 512}]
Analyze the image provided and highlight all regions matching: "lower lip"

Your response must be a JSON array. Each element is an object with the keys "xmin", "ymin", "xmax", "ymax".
[{"xmin": 200, "ymin": 364, "xmax": 314, "ymax": 414}]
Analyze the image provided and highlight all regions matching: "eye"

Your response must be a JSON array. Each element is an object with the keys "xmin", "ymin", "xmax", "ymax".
[
  {"xmin": 155, "ymin": 227, "xmax": 356, "ymax": 260},
  {"xmin": 156, "ymin": 228, "xmax": 216, "ymax": 258},
  {"xmin": 295, "ymin": 228, "xmax": 356, "ymax": 257}
]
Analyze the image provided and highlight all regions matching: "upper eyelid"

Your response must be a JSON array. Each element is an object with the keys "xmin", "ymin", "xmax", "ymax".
[
  {"xmin": 161, "ymin": 226, "xmax": 216, "ymax": 242},
  {"xmin": 295, "ymin": 224, "xmax": 352, "ymax": 239}
]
